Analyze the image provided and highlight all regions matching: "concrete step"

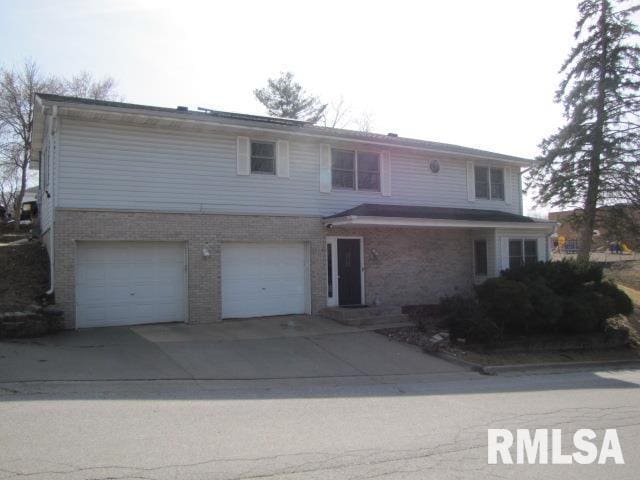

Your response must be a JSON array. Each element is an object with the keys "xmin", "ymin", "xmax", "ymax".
[
  {"xmin": 334, "ymin": 314, "xmax": 411, "ymax": 327},
  {"xmin": 319, "ymin": 306, "xmax": 410, "ymax": 327}
]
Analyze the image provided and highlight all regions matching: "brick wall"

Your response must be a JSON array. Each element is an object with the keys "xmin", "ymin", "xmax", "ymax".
[
  {"xmin": 53, "ymin": 209, "xmax": 476, "ymax": 328},
  {"xmin": 53, "ymin": 209, "xmax": 326, "ymax": 328},
  {"xmin": 330, "ymin": 226, "xmax": 474, "ymax": 306}
]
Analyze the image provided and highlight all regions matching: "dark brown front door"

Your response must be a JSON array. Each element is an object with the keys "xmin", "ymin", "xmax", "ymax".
[{"xmin": 337, "ymin": 239, "xmax": 362, "ymax": 306}]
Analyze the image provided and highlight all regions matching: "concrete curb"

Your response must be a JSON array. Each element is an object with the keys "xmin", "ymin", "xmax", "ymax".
[
  {"xmin": 426, "ymin": 350, "xmax": 485, "ymax": 373},
  {"xmin": 425, "ymin": 349, "xmax": 640, "ymax": 376},
  {"xmin": 480, "ymin": 359, "xmax": 640, "ymax": 375}
]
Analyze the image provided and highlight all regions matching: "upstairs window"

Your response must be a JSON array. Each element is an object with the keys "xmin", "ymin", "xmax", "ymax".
[
  {"xmin": 357, "ymin": 152, "xmax": 380, "ymax": 191},
  {"xmin": 509, "ymin": 239, "xmax": 538, "ymax": 269},
  {"xmin": 332, "ymin": 149, "xmax": 355, "ymax": 189},
  {"xmin": 475, "ymin": 166, "xmax": 504, "ymax": 200},
  {"xmin": 331, "ymin": 149, "xmax": 380, "ymax": 191},
  {"xmin": 250, "ymin": 141, "xmax": 276, "ymax": 174}
]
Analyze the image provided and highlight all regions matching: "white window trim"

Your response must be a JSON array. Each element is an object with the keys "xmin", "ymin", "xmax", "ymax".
[
  {"xmin": 331, "ymin": 148, "xmax": 381, "ymax": 192},
  {"xmin": 474, "ymin": 164, "xmax": 505, "ymax": 201}
]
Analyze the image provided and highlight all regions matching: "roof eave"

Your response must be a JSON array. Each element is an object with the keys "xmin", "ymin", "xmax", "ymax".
[
  {"xmin": 34, "ymin": 94, "xmax": 534, "ymax": 166},
  {"xmin": 325, "ymin": 215, "xmax": 555, "ymax": 231}
]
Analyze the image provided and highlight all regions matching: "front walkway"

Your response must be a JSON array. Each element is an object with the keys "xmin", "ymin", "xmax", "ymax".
[{"xmin": 0, "ymin": 316, "xmax": 466, "ymax": 382}]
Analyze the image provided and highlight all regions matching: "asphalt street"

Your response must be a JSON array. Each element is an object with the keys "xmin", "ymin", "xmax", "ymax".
[{"xmin": 1, "ymin": 368, "xmax": 640, "ymax": 479}]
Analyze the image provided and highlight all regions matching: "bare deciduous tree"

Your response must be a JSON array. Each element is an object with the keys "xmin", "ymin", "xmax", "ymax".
[
  {"xmin": 322, "ymin": 96, "xmax": 375, "ymax": 132},
  {"xmin": 0, "ymin": 59, "xmax": 119, "ymax": 229},
  {"xmin": 354, "ymin": 111, "xmax": 374, "ymax": 133},
  {"xmin": 323, "ymin": 96, "xmax": 351, "ymax": 129},
  {"xmin": 63, "ymin": 71, "xmax": 122, "ymax": 100}
]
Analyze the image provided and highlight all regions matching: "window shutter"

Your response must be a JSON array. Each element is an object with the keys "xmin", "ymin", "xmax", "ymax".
[
  {"xmin": 466, "ymin": 161, "xmax": 475, "ymax": 201},
  {"xmin": 276, "ymin": 140, "xmax": 290, "ymax": 178},
  {"xmin": 500, "ymin": 237, "xmax": 510, "ymax": 272},
  {"xmin": 380, "ymin": 151, "xmax": 391, "ymax": 196},
  {"xmin": 504, "ymin": 167, "xmax": 512, "ymax": 204},
  {"xmin": 319, "ymin": 144, "xmax": 332, "ymax": 193},
  {"xmin": 236, "ymin": 136, "xmax": 250, "ymax": 175}
]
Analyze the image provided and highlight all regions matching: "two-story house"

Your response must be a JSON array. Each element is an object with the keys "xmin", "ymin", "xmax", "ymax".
[{"xmin": 31, "ymin": 93, "xmax": 554, "ymax": 329}]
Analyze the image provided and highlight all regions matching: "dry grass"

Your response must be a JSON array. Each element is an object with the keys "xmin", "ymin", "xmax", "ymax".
[{"xmin": 604, "ymin": 259, "xmax": 640, "ymax": 291}]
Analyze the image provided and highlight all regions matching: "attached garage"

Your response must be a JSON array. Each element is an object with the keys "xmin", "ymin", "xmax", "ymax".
[
  {"xmin": 221, "ymin": 242, "xmax": 309, "ymax": 319},
  {"xmin": 75, "ymin": 242, "xmax": 187, "ymax": 328}
]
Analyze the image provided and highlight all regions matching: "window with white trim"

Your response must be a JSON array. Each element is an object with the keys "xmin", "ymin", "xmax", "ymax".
[
  {"xmin": 508, "ymin": 239, "xmax": 538, "ymax": 269},
  {"xmin": 331, "ymin": 149, "xmax": 380, "ymax": 191},
  {"xmin": 250, "ymin": 141, "xmax": 276, "ymax": 174},
  {"xmin": 475, "ymin": 166, "xmax": 504, "ymax": 200}
]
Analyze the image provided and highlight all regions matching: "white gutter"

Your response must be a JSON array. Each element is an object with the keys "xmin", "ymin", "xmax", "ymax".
[{"xmin": 325, "ymin": 215, "xmax": 556, "ymax": 231}]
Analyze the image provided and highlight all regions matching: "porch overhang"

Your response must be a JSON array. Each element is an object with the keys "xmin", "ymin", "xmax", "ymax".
[{"xmin": 324, "ymin": 204, "xmax": 556, "ymax": 232}]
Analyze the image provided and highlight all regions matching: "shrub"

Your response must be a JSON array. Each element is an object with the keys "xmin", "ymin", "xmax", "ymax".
[
  {"xmin": 560, "ymin": 290, "xmax": 608, "ymax": 333},
  {"xmin": 503, "ymin": 259, "xmax": 603, "ymax": 295},
  {"xmin": 475, "ymin": 278, "xmax": 533, "ymax": 334},
  {"xmin": 527, "ymin": 279, "xmax": 563, "ymax": 332},
  {"xmin": 592, "ymin": 281, "xmax": 634, "ymax": 315},
  {"xmin": 439, "ymin": 295, "xmax": 501, "ymax": 345},
  {"xmin": 439, "ymin": 260, "xmax": 630, "ymax": 344}
]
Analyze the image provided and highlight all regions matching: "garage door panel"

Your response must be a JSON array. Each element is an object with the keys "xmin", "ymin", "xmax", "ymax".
[
  {"xmin": 76, "ymin": 264, "xmax": 106, "ymax": 285},
  {"xmin": 105, "ymin": 264, "xmax": 134, "ymax": 284},
  {"xmin": 221, "ymin": 242, "xmax": 308, "ymax": 319},
  {"xmin": 76, "ymin": 242, "xmax": 186, "ymax": 328}
]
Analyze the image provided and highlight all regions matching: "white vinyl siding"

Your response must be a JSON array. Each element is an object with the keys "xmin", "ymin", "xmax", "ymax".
[{"xmin": 57, "ymin": 118, "xmax": 523, "ymax": 217}]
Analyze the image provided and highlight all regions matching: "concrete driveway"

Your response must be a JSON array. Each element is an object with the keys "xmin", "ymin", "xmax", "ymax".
[{"xmin": 0, "ymin": 316, "xmax": 465, "ymax": 382}]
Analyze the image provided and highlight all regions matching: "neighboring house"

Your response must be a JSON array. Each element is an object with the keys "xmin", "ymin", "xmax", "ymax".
[
  {"xmin": 20, "ymin": 186, "xmax": 39, "ymax": 222},
  {"xmin": 549, "ymin": 206, "xmax": 639, "ymax": 252},
  {"xmin": 31, "ymin": 93, "xmax": 554, "ymax": 329}
]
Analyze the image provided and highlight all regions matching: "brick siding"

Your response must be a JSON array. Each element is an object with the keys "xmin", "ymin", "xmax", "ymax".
[
  {"xmin": 330, "ymin": 226, "xmax": 474, "ymax": 306},
  {"xmin": 53, "ymin": 209, "xmax": 475, "ymax": 328},
  {"xmin": 53, "ymin": 209, "xmax": 326, "ymax": 328}
]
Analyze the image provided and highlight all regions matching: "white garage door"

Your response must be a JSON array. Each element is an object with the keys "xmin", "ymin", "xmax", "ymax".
[
  {"xmin": 76, "ymin": 242, "xmax": 186, "ymax": 328},
  {"xmin": 221, "ymin": 243, "xmax": 308, "ymax": 318}
]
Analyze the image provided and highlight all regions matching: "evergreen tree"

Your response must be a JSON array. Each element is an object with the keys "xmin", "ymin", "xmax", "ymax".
[
  {"xmin": 528, "ymin": 0, "xmax": 640, "ymax": 261},
  {"xmin": 254, "ymin": 72, "xmax": 327, "ymax": 124}
]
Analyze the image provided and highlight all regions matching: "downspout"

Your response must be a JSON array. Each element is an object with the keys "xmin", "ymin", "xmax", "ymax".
[{"xmin": 45, "ymin": 105, "xmax": 57, "ymax": 296}]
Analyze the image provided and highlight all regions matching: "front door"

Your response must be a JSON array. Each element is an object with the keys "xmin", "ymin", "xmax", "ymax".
[{"xmin": 337, "ymin": 238, "xmax": 362, "ymax": 306}]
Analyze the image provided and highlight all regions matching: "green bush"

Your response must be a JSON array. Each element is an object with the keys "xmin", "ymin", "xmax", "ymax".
[
  {"xmin": 476, "ymin": 260, "xmax": 628, "ymax": 341},
  {"xmin": 475, "ymin": 278, "xmax": 533, "ymax": 334},
  {"xmin": 560, "ymin": 290, "xmax": 608, "ymax": 333},
  {"xmin": 527, "ymin": 279, "xmax": 563, "ymax": 332},
  {"xmin": 592, "ymin": 281, "xmax": 634, "ymax": 315},
  {"xmin": 439, "ymin": 295, "xmax": 501, "ymax": 345},
  {"xmin": 502, "ymin": 259, "xmax": 603, "ymax": 295},
  {"xmin": 439, "ymin": 260, "xmax": 631, "ymax": 344}
]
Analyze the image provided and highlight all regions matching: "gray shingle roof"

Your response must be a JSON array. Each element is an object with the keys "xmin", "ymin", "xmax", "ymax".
[
  {"xmin": 35, "ymin": 93, "xmax": 532, "ymax": 164},
  {"xmin": 324, "ymin": 203, "xmax": 537, "ymax": 223}
]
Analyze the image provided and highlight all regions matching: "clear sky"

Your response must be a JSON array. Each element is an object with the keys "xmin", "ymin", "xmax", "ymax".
[{"xmin": 0, "ymin": 0, "xmax": 582, "ymax": 216}]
